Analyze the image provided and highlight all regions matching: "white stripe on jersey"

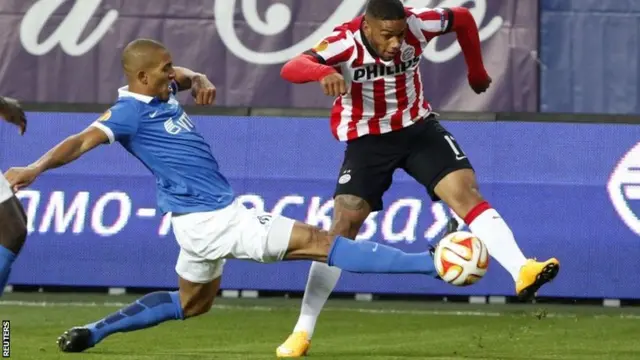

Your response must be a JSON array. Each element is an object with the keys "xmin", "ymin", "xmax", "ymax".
[
  {"xmin": 409, "ymin": 7, "xmax": 450, "ymax": 33},
  {"xmin": 407, "ymin": 16, "xmax": 428, "ymax": 44},
  {"xmin": 336, "ymin": 95, "xmax": 352, "ymax": 141},
  {"xmin": 335, "ymin": 43, "xmax": 359, "ymax": 141},
  {"xmin": 356, "ymin": 79, "xmax": 374, "ymax": 137},
  {"xmin": 312, "ymin": 31, "xmax": 353, "ymax": 64}
]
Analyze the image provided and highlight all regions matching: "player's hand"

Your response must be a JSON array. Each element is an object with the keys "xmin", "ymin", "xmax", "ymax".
[
  {"xmin": 4, "ymin": 166, "xmax": 39, "ymax": 193},
  {"xmin": 0, "ymin": 97, "xmax": 27, "ymax": 135},
  {"xmin": 191, "ymin": 75, "xmax": 216, "ymax": 105},
  {"xmin": 468, "ymin": 71, "xmax": 492, "ymax": 94},
  {"xmin": 320, "ymin": 73, "xmax": 347, "ymax": 97}
]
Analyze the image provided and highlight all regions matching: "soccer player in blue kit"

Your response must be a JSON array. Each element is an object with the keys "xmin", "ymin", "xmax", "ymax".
[{"xmin": 5, "ymin": 39, "xmax": 445, "ymax": 353}]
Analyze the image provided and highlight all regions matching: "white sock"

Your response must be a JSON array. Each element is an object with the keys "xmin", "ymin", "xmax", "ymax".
[
  {"xmin": 466, "ymin": 205, "xmax": 527, "ymax": 281},
  {"xmin": 292, "ymin": 261, "xmax": 341, "ymax": 339}
]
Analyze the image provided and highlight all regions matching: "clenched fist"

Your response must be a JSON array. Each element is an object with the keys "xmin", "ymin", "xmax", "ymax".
[
  {"xmin": 4, "ymin": 166, "xmax": 39, "ymax": 192},
  {"xmin": 191, "ymin": 75, "xmax": 216, "ymax": 105},
  {"xmin": 468, "ymin": 71, "xmax": 492, "ymax": 94},
  {"xmin": 320, "ymin": 73, "xmax": 347, "ymax": 97}
]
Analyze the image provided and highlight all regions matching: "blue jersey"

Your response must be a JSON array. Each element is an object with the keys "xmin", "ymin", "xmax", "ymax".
[{"xmin": 91, "ymin": 83, "xmax": 234, "ymax": 214}]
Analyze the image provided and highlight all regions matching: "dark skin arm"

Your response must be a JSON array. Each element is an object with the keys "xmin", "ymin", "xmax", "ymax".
[
  {"xmin": 174, "ymin": 66, "xmax": 216, "ymax": 105},
  {"xmin": 0, "ymin": 96, "xmax": 27, "ymax": 135},
  {"xmin": 4, "ymin": 126, "xmax": 108, "ymax": 192}
]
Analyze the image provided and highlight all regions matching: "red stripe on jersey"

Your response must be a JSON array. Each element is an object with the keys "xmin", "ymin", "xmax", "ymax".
[
  {"xmin": 368, "ymin": 78, "xmax": 385, "ymax": 135},
  {"xmin": 415, "ymin": 9, "xmax": 443, "ymax": 21},
  {"xmin": 325, "ymin": 47, "xmax": 354, "ymax": 66},
  {"xmin": 345, "ymin": 16, "xmax": 364, "ymax": 33},
  {"xmin": 422, "ymin": 30, "xmax": 439, "ymax": 42},
  {"xmin": 410, "ymin": 71, "xmax": 422, "ymax": 119},
  {"xmin": 348, "ymin": 82, "xmax": 363, "ymax": 140},
  {"xmin": 325, "ymin": 31, "xmax": 348, "ymax": 44},
  {"xmin": 389, "ymin": 74, "xmax": 407, "ymax": 130},
  {"xmin": 345, "ymin": 39, "xmax": 366, "ymax": 140},
  {"xmin": 330, "ymin": 96, "xmax": 343, "ymax": 140}
]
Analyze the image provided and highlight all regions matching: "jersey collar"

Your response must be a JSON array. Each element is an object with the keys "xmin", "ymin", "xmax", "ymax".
[{"xmin": 117, "ymin": 86, "xmax": 154, "ymax": 103}]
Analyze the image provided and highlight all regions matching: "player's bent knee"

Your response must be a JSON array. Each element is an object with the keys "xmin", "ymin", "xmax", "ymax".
[
  {"xmin": 311, "ymin": 227, "xmax": 333, "ymax": 252},
  {"xmin": 10, "ymin": 220, "xmax": 27, "ymax": 244},
  {"xmin": 12, "ymin": 225, "xmax": 27, "ymax": 252},
  {"xmin": 303, "ymin": 225, "xmax": 332, "ymax": 252},
  {"xmin": 435, "ymin": 169, "xmax": 484, "ymax": 216},
  {"xmin": 0, "ymin": 197, "xmax": 28, "ymax": 253},
  {"xmin": 331, "ymin": 195, "xmax": 371, "ymax": 238},
  {"xmin": 443, "ymin": 188, "xmax": 484, "ymax": 218},
  {"xmin": 285, "ymin": 222, "xmax": 333, "ymax": 261},
  {"xmin": 15, "ymin": 215, "xmax": 27, "ymax": 242},
  {"xmin": 329, "ymin": 218, "xmax": 361, "ymax": 239},
  {"xmin": 181, "ymin": 296, "xmax": 214, "ymax": 318},
  {"xmin": 178, "ymin": 276, "xmax": 220, "ymax": 319}
]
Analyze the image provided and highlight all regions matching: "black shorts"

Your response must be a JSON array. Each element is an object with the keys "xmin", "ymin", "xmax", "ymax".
[{"xmin": 333, "ymin": 116, "xmax": 473, "ymax": 211}]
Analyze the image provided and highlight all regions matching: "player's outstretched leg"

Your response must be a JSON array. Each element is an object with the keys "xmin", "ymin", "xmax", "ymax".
[
  {"xmin": 433, "ymin": 168, "xmax": 559, "ymax": 301},
  {"xmin": 58, "ymin": 277, "xmax": 220, "ymax": 352},
  {"xmin": 282, "ymin": 221, "xmax": 439, "ymax": 275},
  {"xmin": 0, "ymin": 196, "xmax": 28, "ymax": 298},
  {"xmin": 57, "ymin": 291, "xmax": 184, "ymax": 352}
]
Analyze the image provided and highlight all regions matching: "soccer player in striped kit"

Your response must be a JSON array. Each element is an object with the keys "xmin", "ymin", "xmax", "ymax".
[{"xmin": 278, "ymin": 0, "xmax": 559, "ymax": 356}]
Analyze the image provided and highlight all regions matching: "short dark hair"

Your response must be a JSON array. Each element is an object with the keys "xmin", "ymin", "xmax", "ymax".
[{"xmin": 365, "ymin": 0, "xmax": 406, "ymax": 21}]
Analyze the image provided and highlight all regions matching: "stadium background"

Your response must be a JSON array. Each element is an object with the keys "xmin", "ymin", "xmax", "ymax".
[{"xmin": 2, "ymin": 0, "xmax": 640, "ymax": 305}]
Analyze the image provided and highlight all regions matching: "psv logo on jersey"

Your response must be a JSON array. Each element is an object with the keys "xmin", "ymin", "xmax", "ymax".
[{"xmin": 351, "ymin": 56, "xmax": 421, "ymax": 82}]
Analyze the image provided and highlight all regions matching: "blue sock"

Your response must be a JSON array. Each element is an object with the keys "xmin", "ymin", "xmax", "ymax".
[
  {"xmin": 0, "ymin": 245, "xmax": 16, "ymax": 297},
  {"xmin": 327, "ymin": 236, "xmax": 437, "ymax": 276},
  {"xmin": 86, "ymin": 291, "xmax": 184, "ymax": 346}
]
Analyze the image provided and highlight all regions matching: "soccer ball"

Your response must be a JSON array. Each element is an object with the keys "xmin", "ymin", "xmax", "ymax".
[{"xmin": 433, "ymin": 231, "xmax": 489, "ymax": 286}]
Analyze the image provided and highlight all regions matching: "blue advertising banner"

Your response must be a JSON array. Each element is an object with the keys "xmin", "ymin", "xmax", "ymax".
[{"xmin": 2, "ymin": 112, "xmax": 640, "ymax": 299}]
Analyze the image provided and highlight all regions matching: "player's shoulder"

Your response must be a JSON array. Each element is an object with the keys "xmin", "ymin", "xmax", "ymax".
[
  {"xmin": 312, "ymin": 19, "xmax": 358, "ymax": 55},
  {"xmin": 404, "ymin": 6, "xmax": 420, "ymax": 17},
  {"xmin": 112, "ymin": 97, "xmax": 142, "ymax": 115},
  {"xmin": 98, "ymin": 96, "xmax": 142, "ymax": 124},
  {"xmin": 342, "ymin": 15, "xmax": 363, "ymax": 33},
  {"xmin": 404, "ymin": 6, "xmax": 450, "ymax": 33},
  {"xmin": 329, "ymin": 16, "xmax": 362, "ymax": 39},
  {"xmin": 404, "ymin": 6, "xmax": 447, "ymax": 20}
]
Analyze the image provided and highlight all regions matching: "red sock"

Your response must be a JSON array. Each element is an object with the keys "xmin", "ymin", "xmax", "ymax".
[{"xmin": 464, "ymin": 201, "xmax": 491, "ymax": 225}]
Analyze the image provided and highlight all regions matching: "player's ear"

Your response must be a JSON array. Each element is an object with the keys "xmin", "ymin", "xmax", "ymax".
[
  {"xmin": 362, "ymin": 18, "xmax": 372, "ymax": 37},
  {"xmin": 137, "ymin": 70, "xmax": 148, "ymax": 85}
]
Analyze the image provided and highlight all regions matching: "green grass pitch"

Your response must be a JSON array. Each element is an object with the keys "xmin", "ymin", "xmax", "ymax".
[{"xmin": 2, "ymin": 292, "xmax": 640, "ymax": 359}]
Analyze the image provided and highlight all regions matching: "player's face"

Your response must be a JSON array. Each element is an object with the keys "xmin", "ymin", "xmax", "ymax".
[
  {"xmin": 363, "ymin": 18, "xmax": 406, "ymax": 61},
  {"xmin": 147, "ymin": 50, "xmax": 176, "ymax": 101}
]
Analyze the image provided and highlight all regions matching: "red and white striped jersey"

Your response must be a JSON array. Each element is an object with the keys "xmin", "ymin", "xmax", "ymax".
[{"xmin": 308, "ymin": 7, "xmax": 453, "ymax": 141}]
